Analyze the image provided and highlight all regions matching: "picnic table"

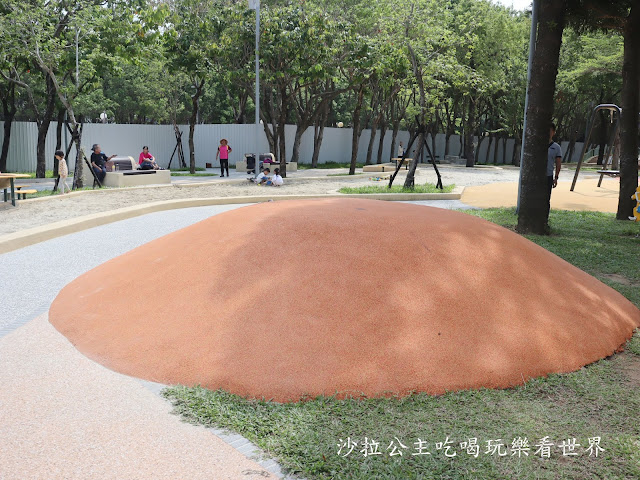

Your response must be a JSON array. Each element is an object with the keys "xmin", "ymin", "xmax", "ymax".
[
  {"xmin": 391, "ymin": 157, "xmax": 413, "ymax": 170},
  {"xmin": 0, "ymin": 173, "xmax": 31, "ymax": 206}
]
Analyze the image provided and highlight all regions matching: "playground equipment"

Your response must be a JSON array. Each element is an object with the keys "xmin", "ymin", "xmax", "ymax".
[{"xmin": 570, "ymin": 104, "xmax": 621, "ymax": 191}]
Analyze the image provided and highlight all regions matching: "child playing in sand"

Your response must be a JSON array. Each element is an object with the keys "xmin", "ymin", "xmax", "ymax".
[
  {"xmin": 270, "ymin": 168, "xmax": 283, "ymax": 186},
  {"xmin": 55, "ymin": 150, "xmax": 70, "ymax": 194}
]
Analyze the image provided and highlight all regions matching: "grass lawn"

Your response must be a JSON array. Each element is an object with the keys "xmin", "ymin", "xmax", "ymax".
[
  {"xmin": 21, "ymin": 186, "xmax": 97, "ymax": 198},
  {"xmin": 340, "ymin": 184, "xmax": 456, "ymax": 194},
  {"xmin": 164, "ymin": 208, "xmax": 640, "ymax": 480},
  {"xmin": 171, "ymin": 167, "xmax": 207, "ymax": 172},
  {"xmin": 299, "ymin": 162, "xmax": 364, "ymax": 170},
  {"xmin": 7, "ymin": 170, "xmax": 56, "ymax": 178}
]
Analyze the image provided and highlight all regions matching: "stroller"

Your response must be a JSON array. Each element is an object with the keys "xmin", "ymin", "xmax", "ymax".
[{"xmin": 244, "ymin": 154, "xmax": 256, "ymax": 174}]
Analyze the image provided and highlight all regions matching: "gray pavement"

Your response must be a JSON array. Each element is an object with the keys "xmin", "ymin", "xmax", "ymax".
[{"xmin": 0, "ymin": 204, "xmax": 250, "ymax": 336}]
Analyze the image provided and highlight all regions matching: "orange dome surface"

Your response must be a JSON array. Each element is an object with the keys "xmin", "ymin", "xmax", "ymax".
[{"xmin": 50, "ymin": 199, "xmax": 640, "ymax": 402}]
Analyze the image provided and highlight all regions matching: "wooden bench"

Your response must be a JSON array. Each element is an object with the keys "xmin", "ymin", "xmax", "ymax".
[
  {"xmin": 391, "ymin": 158, "xmax": 412, "ymax": 170},
  {"xmin": 597, "ymin": 170, "xmax": 620, "ymax": 176},
  {"xmin": 15, "ymin": 188, "xmax": 37, "ymax": 199}
]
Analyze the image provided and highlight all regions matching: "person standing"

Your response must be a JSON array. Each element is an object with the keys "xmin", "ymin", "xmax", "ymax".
[
  {"xmin": 55, "ymin": 150, "xmax": 70, "ymax": 194},
  {"xmin": 217, "ymin": 139, "xmax": 232, "ymax": 177},
  {"xmin": 398, "ymin": 142, "xmax": 405, "ymax": 158},
  {"xmin": 90, "ymin": 144, "xmax": 116, "ymax": 183},
  {"xmin": 546, "ymin": 123, "xmax": 563, "ymax": 229}
]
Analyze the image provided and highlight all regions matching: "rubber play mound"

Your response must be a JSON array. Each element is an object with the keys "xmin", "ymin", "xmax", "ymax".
[{"xmin": 49, "ymin": 198, "xmax": 640, "ymax": 402}]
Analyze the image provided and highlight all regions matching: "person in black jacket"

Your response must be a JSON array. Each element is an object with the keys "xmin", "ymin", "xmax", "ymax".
[{"xmin": 90, "ymin": 144, "xmax": 116, "ymax": 182}]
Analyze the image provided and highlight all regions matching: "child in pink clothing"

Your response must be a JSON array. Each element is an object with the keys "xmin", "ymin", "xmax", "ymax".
[{"xmin": 216, "ymin": 139, "xmax": 232, "ymax": 177}]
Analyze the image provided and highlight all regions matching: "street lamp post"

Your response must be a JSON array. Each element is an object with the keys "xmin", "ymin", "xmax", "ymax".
[
  {"xmin": 249, "ymin": 0, "xmax": 260, "ymax": 177},
  {"xmin": 516, "ymin": 0, "xmax": 539, "ymax": 213}
]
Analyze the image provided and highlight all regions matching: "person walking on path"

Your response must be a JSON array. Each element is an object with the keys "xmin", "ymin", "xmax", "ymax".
[
  {"xmin": 546, "ymin": 123, "xmax": 563, "ymax": 229},
  {"xmin": 217, "ymin": 139, "xmax": 232, "ymax": 177},
  {"xmin": 55, "ymin": 150, "xmax": 70, "ymax": 194}
]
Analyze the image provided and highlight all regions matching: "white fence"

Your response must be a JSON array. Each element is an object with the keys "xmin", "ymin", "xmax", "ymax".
[{"xmin": 0, "ymin": 121, "xmax": 584, "ymax": 172}]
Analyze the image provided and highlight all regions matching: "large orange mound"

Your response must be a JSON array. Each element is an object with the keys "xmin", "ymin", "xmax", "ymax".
[{"xmin": 50, "ymin": 199, "xmax": 640, "ymax": 402}]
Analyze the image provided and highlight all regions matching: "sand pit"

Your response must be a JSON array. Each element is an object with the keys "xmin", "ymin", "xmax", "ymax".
[{"xmin": 50, "ymin": 199, "xmax": 640, "ymax": 402}]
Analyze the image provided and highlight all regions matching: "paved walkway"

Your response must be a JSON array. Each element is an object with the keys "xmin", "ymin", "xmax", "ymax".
[{"xmin": 0, "ymin": 200, "xmax": 471, "ymax": 479}]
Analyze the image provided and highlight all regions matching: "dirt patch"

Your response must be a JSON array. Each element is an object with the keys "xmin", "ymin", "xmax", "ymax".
[
  {"xmin": 616, "ymin": 352, "xmax": 640, "ymax": 387},
  {"xmin": 602, "ymin": 273, "xmax": 639, "ymax": 287}
]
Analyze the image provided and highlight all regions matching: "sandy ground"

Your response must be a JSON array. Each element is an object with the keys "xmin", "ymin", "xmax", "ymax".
[
  {"xmin": 49, "ymin": 199, "xmax": 640, "ymax": 402},
  {"xmin": 0, "ymin": 166, "xmax": 523, "ymax": 236},
  {"xmin": 462, "ymin": 177, "xmax": 628, "ymax": 213},
  {"xmin": 0, "ymin": 314, "xmax": 276, "ymax": 480}
]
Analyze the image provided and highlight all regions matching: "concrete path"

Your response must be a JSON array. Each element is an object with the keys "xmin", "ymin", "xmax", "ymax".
[{"xmin": 0, "ymin": 314, "xmax": 276, "ymax": 480}]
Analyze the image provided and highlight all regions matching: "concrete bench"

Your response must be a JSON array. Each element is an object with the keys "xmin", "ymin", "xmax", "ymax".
[
  {"xmin": 102, "ymin": 169, "xmax": 171, "ymax": 188},
  {"xmin": 363, "ymin": 163, "xmax": 398, "ymax": 173}
]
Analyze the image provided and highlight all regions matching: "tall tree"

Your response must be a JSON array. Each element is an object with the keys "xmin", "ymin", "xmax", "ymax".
[{"xmin": 517, "ymin": 0, "xmax": 567, "ymax": 234}]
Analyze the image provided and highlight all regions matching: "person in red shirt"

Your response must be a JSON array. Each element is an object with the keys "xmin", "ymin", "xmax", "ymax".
[
  {"xmin": 139, "ymin": 146, "xmax": 159, "ymax": 170},
  {"xmin": 216, "ymin": 139, "xmax": 232, "ymax": 177}
]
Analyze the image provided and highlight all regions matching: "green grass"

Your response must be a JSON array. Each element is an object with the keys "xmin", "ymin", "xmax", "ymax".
[
  {"xmin": 21, "ymin": 186, "xmax": 98, "ymax": 198},
  {"xmin": 7, "ymin": 170, "xmax": 56, "ymax": 178},
  {"xmin": 298, "ymin": 162, "xmax": 364, "ymax": 170},
  {"xmin": 163, "ymin": 209, "xmax": 640, "ymax": 480},
  {"xmin": 171, "ymin": 167, "xmax": 206, "ymax": 172},
  {"xmin": 339, "ymin": 184, "xmax": 456, "ymax": 194}
]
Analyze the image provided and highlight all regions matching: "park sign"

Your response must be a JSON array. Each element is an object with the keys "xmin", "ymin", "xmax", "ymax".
[{"xmin": 248, "ymin": 0, "xmax": 259, "ymax": 10}]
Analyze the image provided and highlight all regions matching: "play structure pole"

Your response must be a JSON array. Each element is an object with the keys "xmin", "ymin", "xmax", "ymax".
[{"xmin": 570, "ymin": 104, "xmax": 621, "ymax": 191}]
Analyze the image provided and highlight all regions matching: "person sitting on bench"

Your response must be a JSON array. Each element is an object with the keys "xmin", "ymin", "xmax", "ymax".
[
  {"xmin": 139, "ymin": 146, "xmax": 160, "ymax": 170},
  {"xmin": 91, "ymin": 144, "xmax": 116, "ymax": 182}
]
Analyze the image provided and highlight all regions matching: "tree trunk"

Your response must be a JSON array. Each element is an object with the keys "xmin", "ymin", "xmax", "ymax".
[
  {"xmin": 476, "ymin": 135, "xmax": 486, "ymax": 164},
  {"xmin": 311, "ymin": 102, "xmax": 329, "ymax": 168},
  {"xmin": 349, "ymin": 86, "xmax": 365, "ymax": 175},
  {"xmin": 517, "ymin": 0, "xmax": 566, "ymax": 234},
  {"xmin": 53, "ymin": 107, "xmax": 65, "ymax": 178},
  {"xmin": 403, "ymin": 132, "xmax": 424, "ymax": 188},
  {"xmin": 0, "ymin": 83, "xmax": 16, "ymax": 172},
  {"xmin": 278, "ymin": 85, "xmax": 288, "ymax": 178},
  {"xmin": 188, "ymin": 80, "xmax": 204, "ymax": 175},
  {"xmin": 617, "ymin": 7, "xmax": 640, "ymax": 220},
  {"xmin": 290, "ymin": 125, "xmax": 306, "ymax": 165},
  {"xmin": 365, "ymin": 118, "xmax": 379, "ymax": 165},
  {"xmin": 465, "ymin": 97, "xmax": 476, "ymax": 167},
  {"xmin": 389, "ymin": 119, "xmax": 401, "ymax": 163},
  {"xmin": 376, "ymin": 122, "xmax": 387, "ymax": 164},
  {"xmin": 36, "ymin": 76, "xmax": 57, "ymax": 178}
]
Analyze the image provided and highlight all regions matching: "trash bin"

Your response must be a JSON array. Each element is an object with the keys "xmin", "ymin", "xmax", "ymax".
[{"xmin": 244, "ymin": 154, "xmax": 256, "ymax": 174}]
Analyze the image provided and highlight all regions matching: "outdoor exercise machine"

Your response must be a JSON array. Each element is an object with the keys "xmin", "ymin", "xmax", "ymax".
[{"xmin": 570, "ymin": 104, "xmax": 621, "ymax": 191}]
